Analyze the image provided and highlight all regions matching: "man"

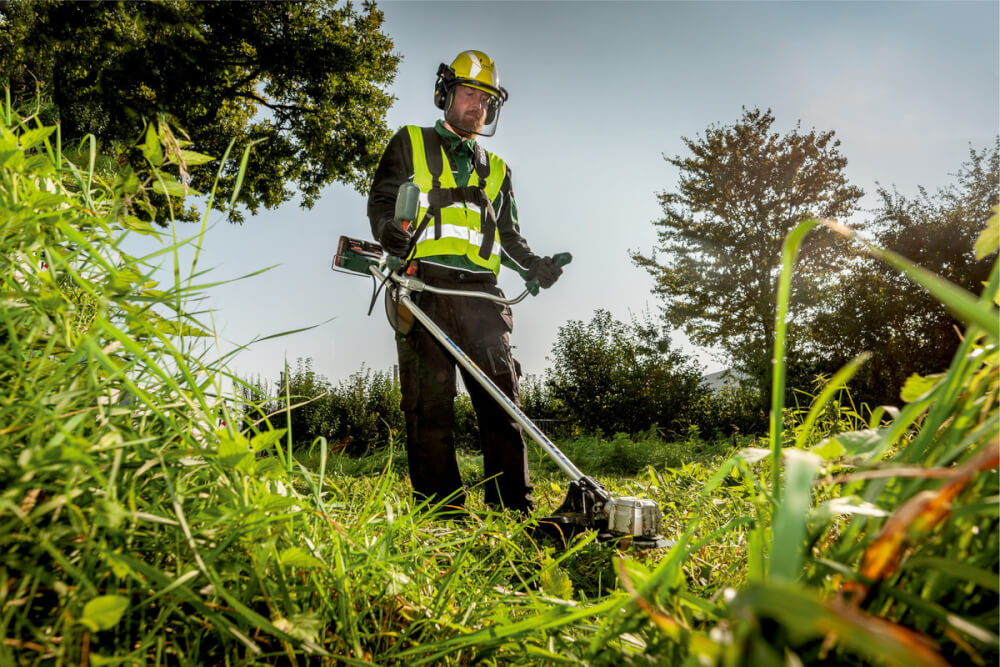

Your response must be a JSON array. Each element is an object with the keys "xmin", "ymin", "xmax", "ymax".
[{"xmin": 367, "ymin": 50, "xmax": 565, "ymax": 515}]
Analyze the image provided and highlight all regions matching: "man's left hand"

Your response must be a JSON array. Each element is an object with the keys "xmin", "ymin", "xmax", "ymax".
[{"xmin": 526, "ymin": 255, "xmax": 563, "ymax": 288}]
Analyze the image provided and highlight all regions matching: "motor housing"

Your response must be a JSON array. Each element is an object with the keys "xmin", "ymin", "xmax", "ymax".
[{"xmin": 606, "ymin": 496, "xmax": 663, "ymax": 539}]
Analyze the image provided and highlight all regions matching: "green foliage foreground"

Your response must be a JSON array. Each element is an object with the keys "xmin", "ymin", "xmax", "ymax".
[{"xmin": 1, "ymin": 106, "xmax": 998, "ymax": 665}]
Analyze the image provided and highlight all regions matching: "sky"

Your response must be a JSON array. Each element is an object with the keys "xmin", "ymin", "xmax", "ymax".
[{"xmin": 125, "ymin": 1, "xmax": 999, "ymax": 390}]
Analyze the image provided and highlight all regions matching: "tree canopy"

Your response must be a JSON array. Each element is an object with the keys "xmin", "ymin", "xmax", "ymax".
[
  {"xmin": 809, "ymin": 141, "xmax": 999, "ymax": 406},
  {"xmin": 631, "ymin": 107, "xmax": 864, "ymax": 390},
  {"xmin": 0, "ymin": 0, "xmax": 399, "ymax": 221}
]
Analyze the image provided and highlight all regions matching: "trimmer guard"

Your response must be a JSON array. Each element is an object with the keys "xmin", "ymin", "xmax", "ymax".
[{"xmin": 537, "ymin": 476, "xmax": 671, "ymax": 550}]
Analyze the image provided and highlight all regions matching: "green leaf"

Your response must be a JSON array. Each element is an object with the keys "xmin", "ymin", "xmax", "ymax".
[
  {"xmin": 539, "ymin": 559, "xmax": 574, "ymax": 600},
  {"xmin": 258, "ymin": 492, "xmax": 298, "ymax": 512},
  {"xmin": 974, "ymin": 206, "xmax": 998, "ymax": 261},
  {"xmin": 869, "ymin": 240, "xmax": 999, "ymax": 340},
  {"xmin": 140, "ymin": 124, "xmax": 163, "ymax": 165},
  {"xmin": 900, "ymin": 372, "xmax": 941, "ymax": 402},
  {"xmin": 770, "ymin": 449, "xmax": 821, "ymax": 582},
  {"xmin": 152, "ymin": 172, "xmax": 193, "ymax": 197},
  {"xmin": 828, "ymin": 429, "xmax": 886, "ymax": 459},
  {"xmin": 273, "ymin": 613, "xmax": 323, "ymax": 644},
  {"xmin": 117, "ymin": 165, "xmax": 140, "ymax": 194},
  {"xmin": 178, "ymin": 149, "xmax": 216, "ymax": 166},
  {"xmin": 217, "ymin": 435, "xmax": 253, "ymax": 472},
  {"xmin": 109, "ymin": 267, "xmax": 144, "ymax": 293},
  {"xmin": 809, "ymin": 437, "xmax": 846, "ymax": 461},
  {"xmin": 94, "ymin": 498, "xmax": 128, "ymax": 530},
  {"xmin": 121, "ymin": 215, "xmax": 156, "ymax": 235},
  {"xmin": 144, "ymin": 311, "xmax": 211, "ymax": 337},
  {"xmin": 78, "ymin": 595, "xmax": 129, "ymax": 632},
  {"xmin": 738, "ymin": 447, "xmax": 772, "ymax": 465},
  {"xmin": 731, "ymin": 582, "xmax": 954, "ymax": 666},
  {"xmin": 0, "ymin": 148, "xmax": 20, "ymax": 167},
  {"xmin": 810, "ymin": 496, "xmax": 888, "ymax": 527},
  {"xmin": 255, "ymin": 456, "xmax": 288, "ymax": 480},
  {"xmin": 385, "ymin": 568, "xmax": 412, "ymax": 596},
  {"xmin": 19, "ymin": 126, "xmax": 55, "ymax": 151},
  {"xmin": 901, "ymin": 557, "xmax": 1000, "ymax": 593},
  {"xmin": 250, "ymin": 428, "xmax": 287, "ymax": 453},
  {"xmin": 279, "ymin": 546, "xmax": 324, "ymax": 569}
]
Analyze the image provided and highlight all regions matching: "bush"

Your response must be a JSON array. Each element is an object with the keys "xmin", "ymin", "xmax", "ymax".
[
  {"xmin": 687, "ymin": 381, "xmax": 768, "ymax": 438},
  {"xmin": 546, "ymin": 309, "xmax": 708, "ymax": 437},
  {"xmin": 328, "ymin": 366, "xmax": 403, "ymax": 454}
]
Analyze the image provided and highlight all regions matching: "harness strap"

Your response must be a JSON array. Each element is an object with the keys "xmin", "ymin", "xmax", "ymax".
[
  {"xmin": 406, "ymin": 127, "xmax": 444, "ymax": 257},
  {"xmin": 426, "ymin": 187, "xmax": 497, "ymax": 260}
]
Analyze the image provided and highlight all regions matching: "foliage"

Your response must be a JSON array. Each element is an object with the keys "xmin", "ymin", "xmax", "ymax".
[
  {"xmin": 545, "ymin": 308, "xmax": 708, "ymax": 437},
  {"xmin": 238, "ymin": 361, "xmax": 490, "ymax": 455},
  {"xmin": 631, "ymin": 107, "xmax": 864, "ymax": 392},
  {"xmin": 529, "ymin": 429, "xmax": 740, "ymax": 479},
  {"xmin": 276, "ymin": 357, "xmax": 338, "ymax": 448},
  {"xmin": 327, "ymin": 366, "xmax": 403, "ymax": 454},
  {"xmin": 687, "ymin": 381, "xmax": 768, "ymax": 439},
  {"xmin": 3, "ymin": 99, "xmax": 996, "ymax": 666},
  {"xmin": 0, "ymin": 97, "xmax": 605, "ymax": 667},
  {"xmin": 0, "ymin": 0, "xmax": 399, "ymax": 222},
  {"xmin": 810, "ymin": 140, "xmax": 1000, "ymax": 406}
]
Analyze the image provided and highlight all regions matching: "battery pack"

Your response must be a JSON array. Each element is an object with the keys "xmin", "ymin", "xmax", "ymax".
[{"xmin": 333, "ymin": 236, "xmax": 384, "ymax": 275}]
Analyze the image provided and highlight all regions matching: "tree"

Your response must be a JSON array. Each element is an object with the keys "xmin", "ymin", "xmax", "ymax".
[
  {"xmin": 0, "ymin": 0, "xmax": 399, "ymax": 221},
  {"xmin": 631, "ymin": 107, "xmax": 864, "ymax": 391},
  {"xmin": 809, "ymin": 140, "xmax": 999, "ymax": 406},
  {"xmin": 545, "ymin": 309, "xmax": 705, "ymax": 437}
]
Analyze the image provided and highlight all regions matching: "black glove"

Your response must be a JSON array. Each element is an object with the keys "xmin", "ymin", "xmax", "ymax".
[
  {"xmin": 377, "ymin": 219, "xmax": 411, "ymax": 258},
  {"xmin": 526, "ymin": 255, "xmax": 563, "ymax": 289}
]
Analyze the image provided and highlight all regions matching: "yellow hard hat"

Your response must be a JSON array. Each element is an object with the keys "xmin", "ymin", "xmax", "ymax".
[{"xmin": 434, "ymin": 50, "xmax": 509, "ymax": 135}]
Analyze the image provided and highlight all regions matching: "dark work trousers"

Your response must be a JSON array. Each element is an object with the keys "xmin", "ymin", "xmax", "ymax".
[{"xmin": 395, "ymin": 273, "xmax": 534, "ymax": 513}]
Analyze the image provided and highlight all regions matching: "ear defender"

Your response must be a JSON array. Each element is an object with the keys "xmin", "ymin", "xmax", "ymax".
[{"xmin": 434, "ymin": 63, "xmax": 455, "ymax": 111}]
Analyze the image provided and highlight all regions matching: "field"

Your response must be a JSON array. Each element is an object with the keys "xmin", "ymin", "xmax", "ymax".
[{"xmin": 2, "ymin": 103, "xmax": 998, "ymax": 666}]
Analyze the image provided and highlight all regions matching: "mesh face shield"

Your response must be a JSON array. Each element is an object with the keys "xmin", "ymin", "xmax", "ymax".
[
  {"xmin": 435, "ymin": 61, "xmax": 509, "ymax": 138},
  {"xmin": 444, "ymin": 84, "xmax": 506, "ymax": 137}
]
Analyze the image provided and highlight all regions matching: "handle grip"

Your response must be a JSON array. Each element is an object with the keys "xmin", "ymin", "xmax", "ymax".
[{"xmin": 526, "ymin": 252, "xmax": 573, "ymax": 296}]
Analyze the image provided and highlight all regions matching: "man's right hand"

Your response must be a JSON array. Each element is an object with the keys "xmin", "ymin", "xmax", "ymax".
[{"xmin": 378, "ymin": 220, "xmax": 411, "ymax": 258}]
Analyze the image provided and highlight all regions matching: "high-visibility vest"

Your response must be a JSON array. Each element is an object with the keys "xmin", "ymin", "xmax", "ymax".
[{"xmin": 406, "ymin": 125, "xmax": 508, "ymax": 274}]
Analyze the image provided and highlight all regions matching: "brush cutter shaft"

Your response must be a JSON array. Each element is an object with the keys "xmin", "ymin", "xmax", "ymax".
[
  {"xmin": 391, "ymin": 273, "xmax": 534, "ymax": 306},
  {"xmin": 381, "ymin": 269, "xmax": 586, "ymax": 482}
]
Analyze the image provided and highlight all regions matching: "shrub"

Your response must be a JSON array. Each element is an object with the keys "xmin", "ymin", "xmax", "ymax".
[
  {"xmin": 688, "ymin": 381, "xmax": 768, "ymax": 438},
  {"xmin": 546, "ymin": 309, "xmax": 707, "ymax": 437},
  {"xmin": 326, "ymin": 366, "xmax": 403, "ymax": 454}
]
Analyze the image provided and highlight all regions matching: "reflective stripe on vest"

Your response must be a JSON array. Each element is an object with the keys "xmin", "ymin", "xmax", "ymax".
[{"xmin": 407, "ymin": 125, "xmax": 507, "ymax": 274}]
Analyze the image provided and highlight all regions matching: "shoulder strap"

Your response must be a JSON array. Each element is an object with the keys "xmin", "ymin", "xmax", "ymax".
[
  {"xmin": 421, "ymin": 126, "xmax": 445, "ymax": 187},
  {"xmin": 407, "ymin": 127, "xmax": 445, "ymax": 256},
  {"xmin": 473, "ymin": 142, "xmax": 491, "ymax": 184}
]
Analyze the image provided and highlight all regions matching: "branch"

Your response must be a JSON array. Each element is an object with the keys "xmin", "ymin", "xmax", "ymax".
[{"xmin": 234, "ymin": 91, "xmax": 313, "ymax": 115}]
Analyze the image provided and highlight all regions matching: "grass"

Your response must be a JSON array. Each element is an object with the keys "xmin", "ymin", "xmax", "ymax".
[{"xmin": 2, "ymin": 98, "xmax": 997, "ymax": 666}]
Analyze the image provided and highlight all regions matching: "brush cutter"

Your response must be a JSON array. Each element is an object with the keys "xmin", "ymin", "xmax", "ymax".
[{"xmin": 333, "ymin": 198, "xmax": 670, "ymax": 549}]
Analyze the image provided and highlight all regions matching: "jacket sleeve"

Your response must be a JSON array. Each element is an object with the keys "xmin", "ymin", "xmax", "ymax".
[
  {"xmin": 367, "ymin": 128, "xmax": 413, "ymax": 242},
  {"xmin": 495, "ymin": 166, "xmax": 540, "ymax": 276}
]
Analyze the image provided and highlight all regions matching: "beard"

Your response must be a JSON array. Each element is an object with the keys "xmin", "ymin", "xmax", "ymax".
[{"xmin": 446, "ymin": 106, "xmax": 485, "ymax": 136}]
